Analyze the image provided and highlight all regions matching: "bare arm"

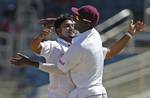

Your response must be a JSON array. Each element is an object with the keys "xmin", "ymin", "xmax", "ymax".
[
  {"xmin": 31, "ymin": 18, "xmax": 55, "ymax": 54},
  {"xmin": 105, "ymin": 20, "xmax": 145, "ymax": 59},
  {"xmin": 10, "ymin": 53, "xmax": 39, "ymax": 68},
  {"xmin": 30, "ymin": 28, "xmax": 51, "ymax": 54},
  {"xmin": 10, "ymin": 53, "xmax": 63, "ymax": 73}
]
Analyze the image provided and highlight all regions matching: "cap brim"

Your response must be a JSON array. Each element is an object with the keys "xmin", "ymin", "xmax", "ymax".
[
  {"xmin": 71, "ymin": 7, "xmax": 79, "ymax": 16},
  {"xmin": 39, "ymin": 18, "xmax": 56, "ymax": 24}
]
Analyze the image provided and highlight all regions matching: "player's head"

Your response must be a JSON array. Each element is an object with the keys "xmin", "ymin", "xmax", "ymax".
[
  {"xmin": 54, "ymin": 14, "xmax": 79, "ymax": 42},
  {"xmin": 71, "ymin": 5, "xmax": 100, "ymax": 32}
]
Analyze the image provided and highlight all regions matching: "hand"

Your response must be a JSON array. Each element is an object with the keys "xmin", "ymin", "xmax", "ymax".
[
  {"xmin": 10, "ymin": 53, "xmax": 31, "ymax": 67},
  {"xmin": 40, "ymin": 18, "xmax": 56, "ymax": 29},
  {"xmin": 40, "ymin": 27, "xmax": 54, "ymax": 39},
  {"xmin": 128, "ymin": 20, "xmax": 145, "ymax": 36},
  {"xmin": 41, "ymin": 28, "xmax": 51, "ymax": 36},
  {"xmin": 39, "ymin": 18, "xmax": 56, "ymax": 25}
]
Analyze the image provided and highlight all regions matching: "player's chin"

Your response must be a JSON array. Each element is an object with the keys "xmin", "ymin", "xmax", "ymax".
[
  {"xmin": 69, "ymin": 36, "xmax": 75, "ymax": 39},
  {"xmin": 69, "ymin": 33, "xmax": 76, "ymax": 38}
]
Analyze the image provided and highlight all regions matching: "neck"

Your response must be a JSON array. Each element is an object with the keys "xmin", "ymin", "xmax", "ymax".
[
  {"xmin": 80, "ymin": 27, "xmax": 93, "ymax": 33},
  {"xmin": 79, "ymin": 23, "xmax": 93, "ymax": 33}
]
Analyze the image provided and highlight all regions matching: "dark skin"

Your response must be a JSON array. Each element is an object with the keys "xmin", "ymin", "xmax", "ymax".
[
  {"xmin": 31, "ymin": 19, "xmax": 56, "ymax": 54},
  {"xmin": 74, "ymin": 16, "xmax": 145, "ymax": 59},
  {"xmin": 10, "ymin": 20, "xmax": 145, "ymax": 68},
  {"xmin": 10, "ymin": 17, "xmax": 78, "ymax": 68},
  {"xmin": 74, "ymin": 18, "xmax": 93, "ymax": 33},
  {"xmin": 105, "ymin": 20, "xmax": 145, "ymax": 59},
  {"xmin": 10, "ymin": 53, "xmax": 39, "ymax": 68},
  {"xmin": 31, "ymin": 19, "xmax": 76, "ymax": 54}
]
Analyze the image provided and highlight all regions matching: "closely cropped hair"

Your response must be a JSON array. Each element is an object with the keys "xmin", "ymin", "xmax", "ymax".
[{"xmin": 54, "ymin": 14, "xmax": 73, "ymax": 34}]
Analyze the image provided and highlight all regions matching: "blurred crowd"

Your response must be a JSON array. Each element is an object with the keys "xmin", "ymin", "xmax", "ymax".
[
  {"xmin": 0, "ymin": 0, "xmax": 144, "ymax": 33},
  {"xmin": 0, "ymin": 0, "xmax": 146, "ymax": 98}
]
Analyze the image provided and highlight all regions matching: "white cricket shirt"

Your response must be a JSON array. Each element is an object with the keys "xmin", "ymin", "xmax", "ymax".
[
  {"xmin": 57, "ymin": 28, "xmax": 108, "ymax": 97},
  {"xmin": 39, "ymin": 38, "xmax": 75, "ymax": 98}
]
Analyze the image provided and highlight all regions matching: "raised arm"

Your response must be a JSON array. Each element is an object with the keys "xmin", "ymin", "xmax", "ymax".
[
  {"xmin": 31, "ymin": 28, "xmax": 51, "ymax": 54},
  {"xmin": 31, "ymin": 18, "xmax": 55, "ymax": 54},
  {"xmin": 105, "ymin": 20, "xmax": 145, "ymax": 59}
]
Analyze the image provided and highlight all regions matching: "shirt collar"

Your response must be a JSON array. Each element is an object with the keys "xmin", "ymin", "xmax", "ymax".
[
  {"xmin": 72, "ymin": 28, "xmax": 96, "ymax": 43},
  {"xmin": 56, "ymin": 38, "xmax": 71, "ymax": 47}
]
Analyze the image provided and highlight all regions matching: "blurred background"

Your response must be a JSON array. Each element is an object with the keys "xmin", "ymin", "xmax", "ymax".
[{"xmin": 0, "ymin": 0, "xmax": 150, "ymax": 98}]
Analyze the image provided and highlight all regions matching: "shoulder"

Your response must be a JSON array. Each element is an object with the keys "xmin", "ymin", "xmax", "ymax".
[{"xmin": 41, "ymin": 40, "xmax": 60, "ymax": 49}]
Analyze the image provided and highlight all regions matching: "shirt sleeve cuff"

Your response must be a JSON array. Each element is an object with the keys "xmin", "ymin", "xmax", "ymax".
[{"xmin": 39, "ymin": 63, "xmax": 56, "ymax": 72}]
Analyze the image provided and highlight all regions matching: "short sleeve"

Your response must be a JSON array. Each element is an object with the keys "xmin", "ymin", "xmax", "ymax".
[
  {"xmin": 102, "ymin": 47, "xmax": 110, "ymax": 59},
  {"xmin": 40, "ymin": 41, "xmax": 52, "ymax": 58}
]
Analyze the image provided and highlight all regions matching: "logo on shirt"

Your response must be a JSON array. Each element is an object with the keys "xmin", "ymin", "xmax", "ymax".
[
  {"xmin": 59, "ymin": 57, "xmax": 65, "ymax": 65},
  {"xmin": 59, "ymin": 53, "xmax": 65, "ymax": 65}
]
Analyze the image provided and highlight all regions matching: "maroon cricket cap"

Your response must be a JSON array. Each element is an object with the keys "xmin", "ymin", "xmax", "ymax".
[{"xmin": 71, "ymin": 5, "xmax": 100, "ymax": 26}]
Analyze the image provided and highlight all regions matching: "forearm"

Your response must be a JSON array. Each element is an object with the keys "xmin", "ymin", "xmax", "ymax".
[
  {"xmin": 106, "ymin": 33, "xmax": 131, "ymax": 59},
  {"xmin": 22, "ymin": 59, "xmax": 63, "ymax": 73},
  {"xmin": 105, "ymin": 20, "xmax": 144, "ymax": 59},
  {"xmin": 31, "ymin": 30, "xmax": 48, "ymax": 54},
  {"xmin": 31, "ymin": 35, "xmax": 43, "ymax": 54}
]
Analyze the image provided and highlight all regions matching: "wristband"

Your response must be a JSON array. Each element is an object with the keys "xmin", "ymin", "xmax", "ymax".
[{"xmin": 125, "ymin": 32, "xmax": 133, "ymax": 39}]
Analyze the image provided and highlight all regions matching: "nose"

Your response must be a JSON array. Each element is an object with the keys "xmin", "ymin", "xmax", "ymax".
[
  {"xmin": 69, "ymin": 25, "xmax": 74, "ymax": 31},
  {"xmin": 70, "ymin": 25, "xmax": 74, "ymax": 29}
]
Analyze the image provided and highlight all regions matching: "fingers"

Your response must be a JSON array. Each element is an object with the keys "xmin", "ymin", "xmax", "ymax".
[
  {"xmin": 128, "ymin": 20, "xmax": 136, "ymax": 34},
  {"xmin": 128, "ymin": 20, "xmax": 145, "ymax": 35},
  {"xmin": 130, "ymin": 20, "xmax": 134, "ymax": 26},
  {"xmin": 42, "ymin": 28, "xmax": 51, "ymax": 36},
  {"xmin": 39, "ymin": 18, "xmax": 56, "ymax": 25},
  {"xmin": 10, "ymin": 57, "xmax": 20, "ymax": 65},
  {"xmin": 40, "ymin": 18, "xmax": 56, "ymax": 29},
  {"xmin": 130, "ymin": 20, "xmax": 135, "ymax": 30},
  {"xmin": 135, "ymin": 21, "xmax": 144, "ymax": 27},
  {"xmin": 9, "ymin": 53, "xmax": 27, "ymax": 66},
  {"xmin": 135, "ymin": 21, "xmax": 145, "ymax": 32},
  {"xmin": 44, "ymin": 28, "xmax": 51, "ymax": 31},
  {"xmin": 129, "ymin": 20, "xmax": 134, "ymax": 28}
]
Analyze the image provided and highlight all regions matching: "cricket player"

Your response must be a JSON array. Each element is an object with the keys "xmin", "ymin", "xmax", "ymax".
[
  {"xmin": 10, "ymin": 14, "xmax": 78, "ymax": 98},
  {"xmin": 11, "ymin": 5, "xmax": 144, "ymax": 98},
  {"xmin": 56, "ymin": 5, "xmax": 145, "ymax": 98}
]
